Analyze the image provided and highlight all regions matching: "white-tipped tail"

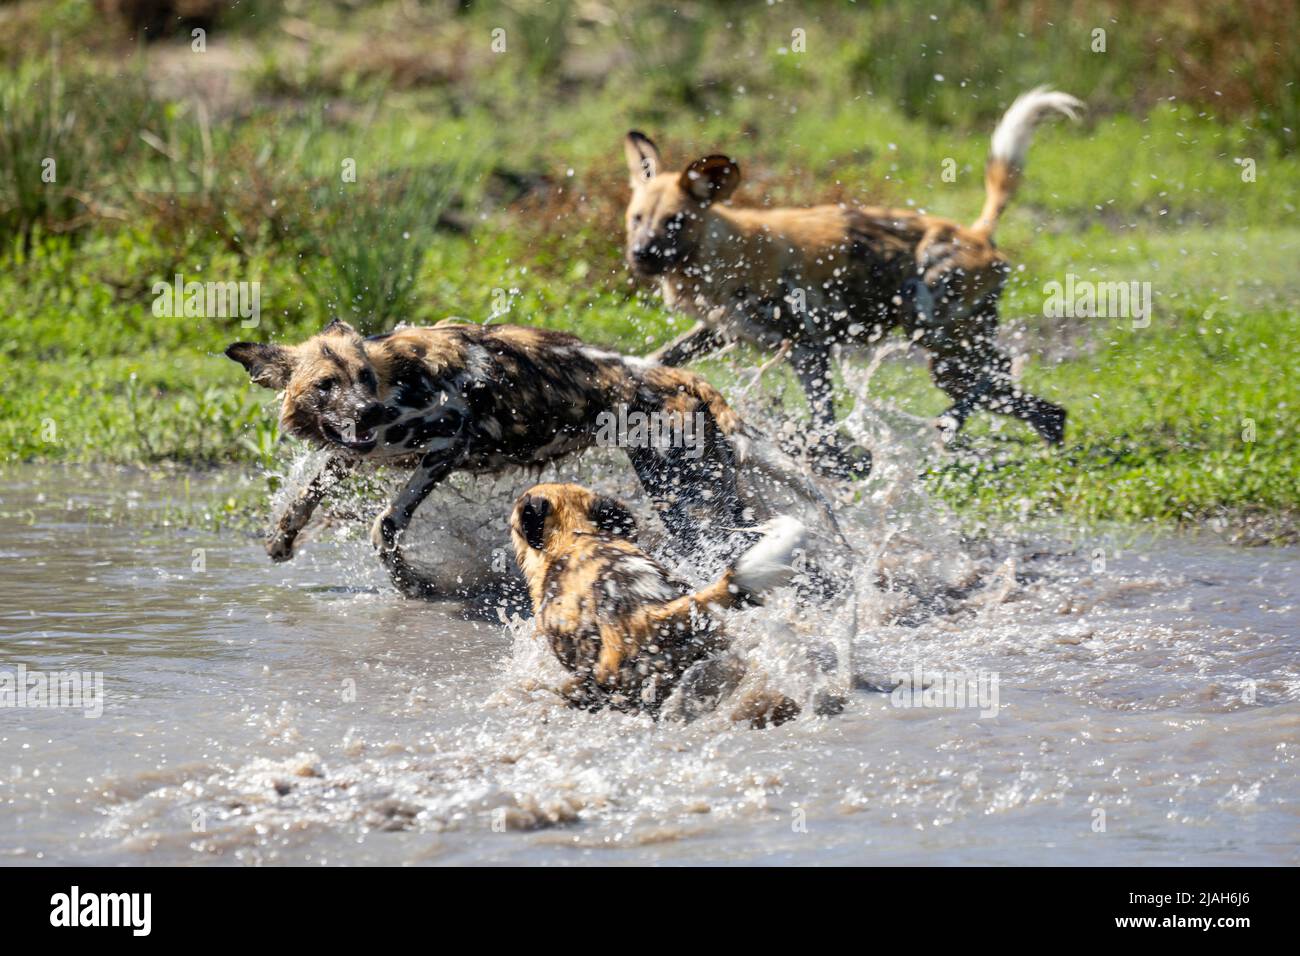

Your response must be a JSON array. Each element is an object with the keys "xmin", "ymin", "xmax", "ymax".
[
  {"xmin": 989, "ymin": 86, "xmax": 1084, "ymax": 170},
  {"xmin": 731, "ymin": 515, "xmax": 807, "ymax": 595}
]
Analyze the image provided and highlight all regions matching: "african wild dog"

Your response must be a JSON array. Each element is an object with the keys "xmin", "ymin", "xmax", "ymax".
[
  {"xmin": 511, "ymin": 481, "xmax": 805, "ymax": 724},
  {"xmin": 225, "ymin": 319, "xmax": 835, "ymax": 598},
  {"xmin": 622, "ymin": 87, "xmax": 1083, "ymax": 475}
]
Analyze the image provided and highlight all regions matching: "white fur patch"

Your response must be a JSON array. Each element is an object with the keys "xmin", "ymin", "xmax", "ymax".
[
  {"xmin": 578, "ymin": 345, "xmax": 653, "ymax": 372},
  {"xmin": 731, "ymin": 515, "xmax": 806, "ymax": 595},
  {"xmin": 579, "ymin": 346, "xmax": 621, "ymax": 363},
  {"xmin": 619, "ymin": 555, "xmax": 678, "ymax": 601},
  {"xmin": 989, "ymin": 87, "xmax": 1084, "ymax": 169},
  {"xmin": 464, "ymin": 344, "xmax": 494, "ymax": 380}
]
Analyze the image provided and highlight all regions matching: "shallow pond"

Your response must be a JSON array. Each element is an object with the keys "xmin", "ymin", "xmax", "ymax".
[{"xmin": 1, "ymin": 463, "xmax": 1296, "ymax": 865}]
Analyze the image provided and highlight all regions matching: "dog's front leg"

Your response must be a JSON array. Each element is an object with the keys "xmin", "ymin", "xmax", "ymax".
[
  {"xmin": 370, "ymin": 451, "xmax": 458, "ymax": 599},
  {"xmin": 647, "ymin": 321, "xmax": 728, "ymax": 366},
  {"xmin": 266, "ymin": 455, "xmax": 354, "ymax": 562},
  {"xmin": 789, "ymin": 344, "xmax": 871, "ymax": 480},
  {"xmin": 790, "ymin": 344, "xmax": 838, "ymax": 434}
]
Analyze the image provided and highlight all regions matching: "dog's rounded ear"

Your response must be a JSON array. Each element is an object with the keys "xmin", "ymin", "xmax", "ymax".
[
  {"xmin": 680, "ymin": 155, "xmax": 740, "ymax": 204},
  {"xmin": 225, "ymin": 342, "xmax": 296, "ymax": 390},
  {"xmin": 321, "ymin": 319, "xmax": 361, "ymax": 339},
  {"xmin": 624, "ymin": 131, "xmax": 661, "ymax": 186},
  {"xmin": 519, "ymin": 494, "xmax": 552, "ymax": 551},
  {"xmin": 589, "ymin": 495, "xmax": 636, "ymax": 540}
]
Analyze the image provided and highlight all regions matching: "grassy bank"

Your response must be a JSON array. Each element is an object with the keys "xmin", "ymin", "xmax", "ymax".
[{"xmin": 0, "ymin": 0, "xmax": 1296, "ymax": 541}]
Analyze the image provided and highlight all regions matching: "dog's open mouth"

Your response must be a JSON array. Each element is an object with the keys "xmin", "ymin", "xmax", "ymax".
[{"xmin": 321, "ymin": 422, "xmax": 378, "ymax": 454}]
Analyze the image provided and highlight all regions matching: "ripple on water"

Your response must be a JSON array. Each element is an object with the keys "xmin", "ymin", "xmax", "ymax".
[{"xmin": 1, "ymin": 434, "xmax": 1297, "ymax": 865}]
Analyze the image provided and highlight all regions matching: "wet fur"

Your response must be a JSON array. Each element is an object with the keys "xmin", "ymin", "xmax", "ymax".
[
  {"xmin": 623, "ymin": 89, "xmax": 1082, "ymax": 467},
  {"xmin": 227, "ymin": 320, "xmax": 797, "ymax": 597},
  {"xmin": 510, "ymin": 482, "xmax": 800, "ymax": 726}
]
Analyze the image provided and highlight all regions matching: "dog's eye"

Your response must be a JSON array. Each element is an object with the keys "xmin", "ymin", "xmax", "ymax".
[
  {"xmin": 359, "ymin": 368, "xmax": 377, "ymax": 392},
  {"xmin": 317, "ymin": 377, "xmax": 336, "ymax": 393},
  {"xmin": 632, "ymin": 213, "xmax": 643, "ymax": 225}
]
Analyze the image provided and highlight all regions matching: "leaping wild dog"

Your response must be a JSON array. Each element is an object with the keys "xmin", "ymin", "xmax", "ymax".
[
  {"xmin": 225, "ymin": 319, "xmax": 836, "ymax": 598},
  {"xmin": 622, "ymin": 87, "xmax": 1083, "ymax": 476},
  {"xmin": 511, "ymin": 481, "xmax": 805, "ymax": 724}
]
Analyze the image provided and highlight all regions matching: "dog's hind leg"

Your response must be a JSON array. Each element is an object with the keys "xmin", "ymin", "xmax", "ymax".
[
  {"xmin": 928, "ymin": 308, "xmax": 1066, "ymax": 445},
  {"xmin": 906, "ymin": 249, "xmax": 1063, "ymax": 444},
  {"xmin": 266, "ymin": 455, "xmax": 354, "ymax": 562},
  {"xmin": 1003, "ymin": 388, "xmax": 1066, "ymax": 445}
]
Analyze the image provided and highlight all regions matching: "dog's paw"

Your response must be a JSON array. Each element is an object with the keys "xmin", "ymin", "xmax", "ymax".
[
  {"xmin": 841, "ymin": 443, "xmax": 873, "ymax": 480},
  {"xmin": 935, "ymin": 413, "xmax": 961, "ymax": 446},
  {"xmin": 1036, "ymin": 406, "xmax": 1067, "ymax": 446},
  {"xmin": 370, "ymin": 508, "xmax": 399, "ymax": 552},
  {"xmin": 266, "ymin": 529, "xmax": 298, "ymax": 563}
]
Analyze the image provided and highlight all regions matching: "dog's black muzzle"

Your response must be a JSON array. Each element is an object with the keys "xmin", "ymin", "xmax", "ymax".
[
  {"xmin": 320, "ymin": 402, "xmax": 392, "ymax": 456},
  {"xmin": 628, "ymin": 242, "xmax": 684, "ymax": 277}
]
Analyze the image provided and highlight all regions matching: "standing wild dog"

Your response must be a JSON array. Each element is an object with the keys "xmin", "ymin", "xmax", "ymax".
[
  {"xmin": 225, "ymin": 319, "xmax": 834, "ymax": 598},
  {"xmin": 511, "ymin": 481, "xmax": 805, "ymax": 724},
  {"xmin": 622, "ymin": 87, "xmax": 1083, "ymax": 476}
]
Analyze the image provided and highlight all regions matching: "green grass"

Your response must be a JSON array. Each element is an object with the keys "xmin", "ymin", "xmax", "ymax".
[{"xmin": 0, "ymin": 0, "xmax": 1296, "ymax": 542}]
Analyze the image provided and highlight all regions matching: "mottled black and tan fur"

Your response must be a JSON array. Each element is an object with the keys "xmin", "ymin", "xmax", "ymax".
[
  {"xmin": 226, "ymin": 319, "xmax": 831, "ymax": 597},
  {"xmin": 510, "ymin": 482, "xmax": 804, "ymax": 724},
  {"xmin": 622, "ymin": 88, "xmax": 1084, "ymax": 474}
]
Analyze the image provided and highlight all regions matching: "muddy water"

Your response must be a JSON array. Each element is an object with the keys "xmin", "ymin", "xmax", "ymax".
[{"xmin": 1, "ymin": 463, "xmax": 1296, "ymax": 865}]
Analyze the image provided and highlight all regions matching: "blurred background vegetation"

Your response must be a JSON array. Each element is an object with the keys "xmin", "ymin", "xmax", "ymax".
[{"xmin": 0, "ymin": 0, "xmax": 1295, "ymax": 539}]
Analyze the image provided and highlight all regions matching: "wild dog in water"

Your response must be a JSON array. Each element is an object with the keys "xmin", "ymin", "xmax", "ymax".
[
  {"xmin": 511, "ymin": 481, "xmax": 806, "ymax": 723},
  {"xmin": 225, "ymin": 319, "xmax": 834, "ymax": 598},
  {"xmin": 622, "ymin": 87, "xmax": 1083, "ymax": 475}
]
